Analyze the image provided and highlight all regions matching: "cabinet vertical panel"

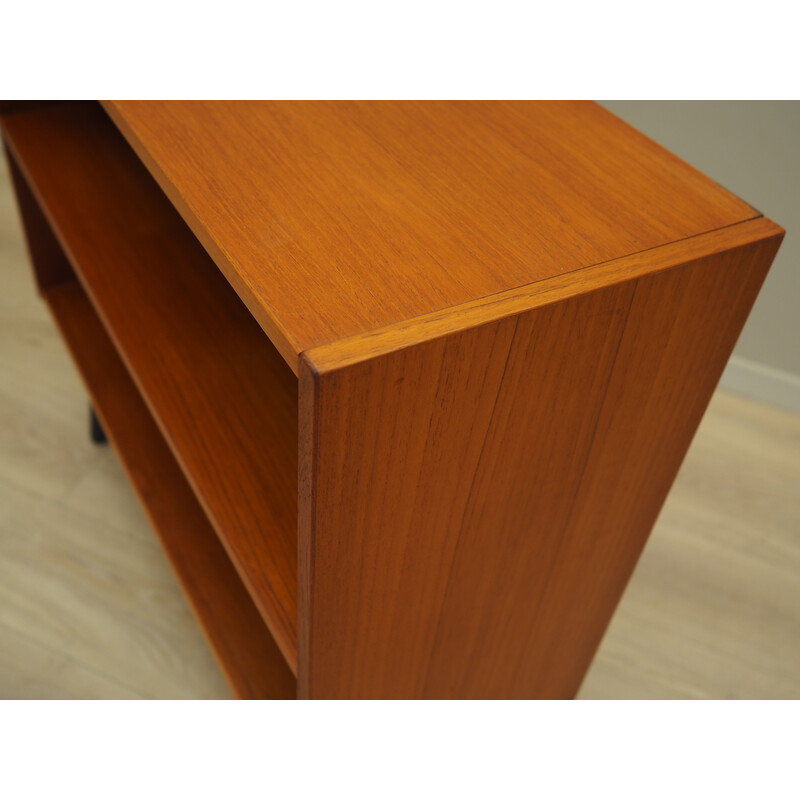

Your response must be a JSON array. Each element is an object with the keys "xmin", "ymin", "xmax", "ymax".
[
  {"xmin": 299, "ymin": 230, "xmax": 782, "ymax": 699},
  {"xmin": 300, "ymin": 282, "xmax": 634, "ymax": 698}
]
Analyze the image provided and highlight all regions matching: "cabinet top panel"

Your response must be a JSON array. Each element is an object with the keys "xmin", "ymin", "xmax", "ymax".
[{"xmin": 105, "ymin": 101, "xmax": 758, "ymax": 364}]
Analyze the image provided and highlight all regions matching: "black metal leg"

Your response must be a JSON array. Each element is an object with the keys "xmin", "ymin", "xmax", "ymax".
[{"xmin": 89, "ymin": 404, "xmax": 108, "ymax": 445}]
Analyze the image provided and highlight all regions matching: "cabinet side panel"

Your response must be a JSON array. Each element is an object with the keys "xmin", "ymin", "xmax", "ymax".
[
  {"xmin": 301, "ymin": 283, "xmax": 633, "ymax": 697},
  {"xmin": 301, "ymin": 233, "xmax": 781, "ymax": 699}
]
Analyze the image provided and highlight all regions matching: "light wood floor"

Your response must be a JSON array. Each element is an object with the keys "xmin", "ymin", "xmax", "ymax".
[{"xmin": 1, "ymin": 156, "xmax": 798, "ymax": 700}]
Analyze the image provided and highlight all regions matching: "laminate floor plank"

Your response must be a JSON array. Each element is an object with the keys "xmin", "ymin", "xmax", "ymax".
[
  {"xmin": 0, "ymin": 621, "xmax": 144, "ymax": 700},
  {"xmin": 0, "ymin": 386, "xmax": 101, "ymax": 503},
  {"xmin": 0, "ymin": 480, "xmax": 233, "ymax": 700}
]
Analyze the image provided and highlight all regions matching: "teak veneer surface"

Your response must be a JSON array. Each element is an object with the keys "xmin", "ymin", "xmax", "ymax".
[
  {"xmin": 1, "ymin": 103, "xmax": 299, "ymax": 672},
  {"xmin": 44, "ymin": 281, "xmax": 295, "ymax": 699},
  {"xmin": 299, "ymin": 228, "xmax": 783, "ymax": 698},
  {"xmin": 104, "ymin": 100, "xmax": 758, "ymax": 368}
]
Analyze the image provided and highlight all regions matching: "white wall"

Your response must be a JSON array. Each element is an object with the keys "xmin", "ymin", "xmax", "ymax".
[{"xmin": 600, "ymin": 101, "xmax": 800, "ymax": 413}]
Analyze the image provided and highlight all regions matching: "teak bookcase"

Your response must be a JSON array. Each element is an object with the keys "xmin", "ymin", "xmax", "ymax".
[{"xmin": 1, "ymin": 101, "xmax": 783, "ymax": 699}]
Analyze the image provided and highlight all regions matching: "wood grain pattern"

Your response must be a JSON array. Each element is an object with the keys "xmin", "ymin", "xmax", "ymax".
[
  {"xmin": 104, "ymin": 100, "xmax": 759, "ymax": 366},
  {"xmin": 299, "ymin": 228, "xmax": 783, "ymax": 699},
  {"xmin": 1, "ymin": 103, "xmax": 299, "ymax": 671},
  {"xmin": 44, "ymin": 280, "xmax": 295, "ymax": 699}
]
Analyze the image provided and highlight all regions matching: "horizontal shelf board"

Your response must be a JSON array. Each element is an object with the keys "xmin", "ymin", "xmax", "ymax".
[
  {"xmin": 104, "ymin": 100, "xmax": 759, "ymax": 363},
  {"xmin": 45, "ymin": 280, "xmax": 296, "ymax": 698},
  {"xmin": 2, "ymin": 104, "xmax": 299, "ymax": 671}
]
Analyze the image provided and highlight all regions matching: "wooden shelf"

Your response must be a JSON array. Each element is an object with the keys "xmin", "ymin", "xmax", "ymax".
[
  {"xmin": 44, "ymin": 280, "xmax": 295, "ymax": 699},
  {"xmin": 3, "ymin": 100, "xmax": 782, "ymax": 698},
  {"xmin": 2, "ymin": 103, "xmax": 299, "ymax": 672}
]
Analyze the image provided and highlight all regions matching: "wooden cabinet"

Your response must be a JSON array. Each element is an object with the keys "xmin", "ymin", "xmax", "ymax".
[{"xmin": 1, "ymin": 101, "xmax": 783, "ymax": 698}]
